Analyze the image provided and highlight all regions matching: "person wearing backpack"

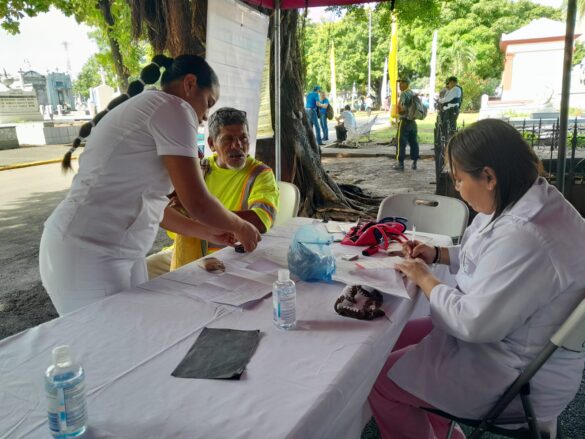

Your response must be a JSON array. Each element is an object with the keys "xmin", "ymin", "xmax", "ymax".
[
  {"xmin": 437, "ymin": 76, "xmax": 462, "ymax": 139},
  {"xmin": 319, "ymin": 90, "xmax": 331, "ymax": 142},
  {"xmin": 394, "ymin": 78, "xmax": 420, "ymax": 171}
]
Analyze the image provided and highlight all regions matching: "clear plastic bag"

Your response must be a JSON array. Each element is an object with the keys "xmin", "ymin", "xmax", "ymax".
[{"xmin": 287, "ymin": 225, "xmax": 336, "ymax": 282}]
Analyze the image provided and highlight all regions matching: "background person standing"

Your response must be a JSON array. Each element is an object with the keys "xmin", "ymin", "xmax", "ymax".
[
  {"xmin": 319, "ymin": 90, "xmax": 330, "ymax": 142},
  {"xmin": 394, "ymin": 78, "xmax": 419, "ymax": 171},
  {"xmin": 305, "ymin": 85, "xmax": 323, "ymax": 145},
  {"xmin": 437, "ymin": 76, "xmax": 462, "ymax": 139}
]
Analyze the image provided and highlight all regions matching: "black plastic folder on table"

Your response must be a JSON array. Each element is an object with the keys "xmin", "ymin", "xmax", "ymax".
[{"xmin": 172, "ymin": 328, "xmax": 261, "ymax": 380}]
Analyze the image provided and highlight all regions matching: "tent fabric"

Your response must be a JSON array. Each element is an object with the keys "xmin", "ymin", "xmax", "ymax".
[{"xmin": 245, "ymin": 0, "xmax": 385, "ymax": 9}]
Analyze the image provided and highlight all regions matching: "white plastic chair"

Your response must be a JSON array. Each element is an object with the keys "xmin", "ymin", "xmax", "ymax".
[
  {"xmin": 345, "ymin": 115, "xmax": 378, "ymax": 147},
  {"xmin": 424, "ymin": 297, "xmax": 585, "ymax": 439},
  {"xmin": 377, "ymin": 193, "xmax": 469, "ymax": 244},
  {"xmin": 274, "ymin": 181, "xmax": 300, "ymax": 226}
]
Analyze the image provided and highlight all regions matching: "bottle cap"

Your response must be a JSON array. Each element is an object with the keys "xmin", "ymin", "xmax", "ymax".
[
  {"xmin": 278, "ymin": 269, "xmax": 290, "ymax": 282},
  {"xmin": 52, "ymin": 345, "xmax": 73, "ymax": 367}
]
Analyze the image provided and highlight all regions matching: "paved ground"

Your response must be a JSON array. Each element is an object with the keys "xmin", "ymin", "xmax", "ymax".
[{"xmin": 0, "ymin": 142, "xmax": 583, "ymax": 439}]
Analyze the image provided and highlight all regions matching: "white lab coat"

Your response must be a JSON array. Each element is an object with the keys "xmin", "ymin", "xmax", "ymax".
[
  {"xmin": 40, "ymin": 91, "xmax": 199, "ymax": 314},
  {"xmin": 389, "ymin": 178, "xmax": 585, "ymax": 421}
]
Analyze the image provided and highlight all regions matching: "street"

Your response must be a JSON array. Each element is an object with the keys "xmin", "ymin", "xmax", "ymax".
[
  {"xmin": 0, "ymin": 163, "xmax": 174, "ymax": 338},
  {"xmin": 0, "ymin": 164, "xmax": 73, "ymax": 337}
]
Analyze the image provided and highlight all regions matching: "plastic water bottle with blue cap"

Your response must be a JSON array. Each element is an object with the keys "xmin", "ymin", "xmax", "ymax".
[
  {"xmin": 45, "ymin": 345, "xmax": 87, "ymax": 438},
  {"xmin": 273, "ymin": 269, "xmax": 296, "ymax": 330}
]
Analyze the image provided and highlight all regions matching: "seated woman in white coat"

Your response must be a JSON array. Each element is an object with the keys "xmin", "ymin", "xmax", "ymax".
[
  {"xmin": 39, "ymin": 55, "xmax": 261, "ymax": 315},
  {"xmin": 368, "ymin": 119, "xmax": 585, "ymax": 439}
]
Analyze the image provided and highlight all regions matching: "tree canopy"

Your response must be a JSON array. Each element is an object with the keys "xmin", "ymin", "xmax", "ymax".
[
  {"xmin": 304, "ymin": 0, "xmax": 561, "ymax": 110},
  {"xmin": 1, "ymin": 0, "xmax": 147, "ymax": 92}
]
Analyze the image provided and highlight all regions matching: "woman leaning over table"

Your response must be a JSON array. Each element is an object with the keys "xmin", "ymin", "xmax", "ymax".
[
  {"xmin": 39, "ymin": 55, "xmax": 261, "ymax": 315},
  {"xmin": 368, "ymin": 119, "xmax": 585, "ymax": 439}
]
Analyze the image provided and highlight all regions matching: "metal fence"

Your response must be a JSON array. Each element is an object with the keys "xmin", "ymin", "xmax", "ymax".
[{"xmin": 433, "ymin": 116, "xmax": 585, "ymax": 182}]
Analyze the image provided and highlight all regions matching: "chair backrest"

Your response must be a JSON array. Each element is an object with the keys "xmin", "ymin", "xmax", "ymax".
[
  {"xmin": 377, "ymin": 193, "xmax": 469, "ymax": 243},
  {"xmin": 475, "ymin": 297, "xmax": 585, "ymax": 430},
  {"xmin": 274, "ymin": 181, "xmax": 300, "ymax": 226},
  {"xmin": 552, "ymin": 298, "xmax": 585, "ymax": 352},
  {"xmin": 357, "ymin": 115, "xmax": 378, "ymax": 135}
]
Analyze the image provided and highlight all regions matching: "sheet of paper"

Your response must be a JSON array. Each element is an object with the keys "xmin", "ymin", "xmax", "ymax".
[
  {"xmin": 354, "ymin": 258, "xmax": 399, "ymax": 270},
  {"xmin": 332, "ymin": 257, "xmax": 410, "ymax": 299},
  {"xmin": 160, "ymin": 260, "xmax": 276, "ymax": 307}
]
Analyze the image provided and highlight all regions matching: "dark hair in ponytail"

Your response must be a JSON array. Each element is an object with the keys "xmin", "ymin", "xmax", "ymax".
[{"xmin": 62, "ymin": 54, "xmax": 219, "ymax": 172}]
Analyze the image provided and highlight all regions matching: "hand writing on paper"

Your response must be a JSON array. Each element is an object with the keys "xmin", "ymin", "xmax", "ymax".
[
  {"xmin": 402, "ymin": 241, "xmax": 435, "ymax": 264},
  {"xmin": 395, "ymin": 258, "xmax": 441, "ymax": 298}
]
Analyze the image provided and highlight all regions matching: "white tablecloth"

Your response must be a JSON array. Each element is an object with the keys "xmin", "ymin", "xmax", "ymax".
[{"xmin": 0, "ymin": 217, "xmax": 451, "ymax": 439}]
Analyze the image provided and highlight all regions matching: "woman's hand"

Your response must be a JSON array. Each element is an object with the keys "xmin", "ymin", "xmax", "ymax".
[
  {"xmin": 207, "ymin": 230, "xmax": 237, "ymax": 247},
  {"xmin": 395, "ymin": 257, "xmax": 441, "ymax": 297},
  {"xmin": 402, "ymin": 240, "xmax": 436, "ymax": 264},
  {"xmin": 234, "ymin": 220, "xmax": 261, "ymax": 252}
]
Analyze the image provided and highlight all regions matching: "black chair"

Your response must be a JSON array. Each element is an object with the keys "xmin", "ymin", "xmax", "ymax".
[{"xmin": 422, "ymin": 298, "xmax": 585, "ymax": 439}]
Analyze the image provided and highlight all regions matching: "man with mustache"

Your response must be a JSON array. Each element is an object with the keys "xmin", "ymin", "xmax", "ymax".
[{"xmin": 147, "ymin": 107, "xmax": 279, "ymax": 276}]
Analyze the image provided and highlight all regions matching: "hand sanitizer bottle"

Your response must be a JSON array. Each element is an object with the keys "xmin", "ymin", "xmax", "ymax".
[
  {"xmin": 45, "ymin": 345, "xmax": 87, "ymax": 438},
  {"xmin": 273, "ymin": 269, "xmax": 296, "ymax": 330}
]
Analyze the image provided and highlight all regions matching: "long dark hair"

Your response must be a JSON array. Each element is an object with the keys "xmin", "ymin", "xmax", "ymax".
[
  {"xmin": 62, "ymin": 54, "xmax": 219, "ymax": 171},
  {"xmin": 447, "ymin": 119, "xmax": 542, "ymax": 220}
]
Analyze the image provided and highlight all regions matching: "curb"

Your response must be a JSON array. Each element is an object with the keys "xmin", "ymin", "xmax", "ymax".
[
  {"xmin": 321, "ymin": 152, "xmax": 434, "ymax": 159},
  {"xmin": 0, "ymin": 157, "xmax": 77, "ymax": 172}
]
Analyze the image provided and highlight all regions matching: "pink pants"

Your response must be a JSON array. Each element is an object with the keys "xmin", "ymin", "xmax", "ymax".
[{"xmin": 368, "ymin": 317, "xmax": 466, "ymax": 439}]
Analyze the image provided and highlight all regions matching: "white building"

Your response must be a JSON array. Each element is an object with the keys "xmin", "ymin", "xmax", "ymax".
[{"xmin": 500, "ymin": 18, "xmax": 580, "ymax": 106}]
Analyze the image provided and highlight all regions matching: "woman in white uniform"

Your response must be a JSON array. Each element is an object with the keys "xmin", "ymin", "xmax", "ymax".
[
  {"xmin": 39, "ymin": 54, "xmax": 261, "ymax": 315},
  {"xmin": 369, "ymin": 119, "xmax": 585, "ymax": 438}
]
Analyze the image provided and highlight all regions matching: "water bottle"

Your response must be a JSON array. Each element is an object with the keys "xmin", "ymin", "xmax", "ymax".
[
  {"xmin": 45, "ymin": 345, "xmax": 87, "ymax": 438},
  {"xmin": 272, "ymin": 269, "xmax": 296, "ymax": 330}
]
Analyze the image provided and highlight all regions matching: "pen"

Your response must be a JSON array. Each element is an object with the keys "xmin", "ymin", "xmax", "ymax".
[{"xmin": 411, "ymin": 224, "xmax": 416, "ymax": 244}]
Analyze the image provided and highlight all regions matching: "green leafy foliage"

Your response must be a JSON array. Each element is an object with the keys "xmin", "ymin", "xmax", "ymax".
[
  {"xmin": 0, "ymin": 0, "xmax": 51, "ymax": 33},
  {"xmin": 1, "ymin": 0, "xmax": 148, "ymax": 90},
  {"xmin": 305, "ymin": 0, "xmax": 561, "ymax": 110},
  {"xmin": 57, "ymin": 0, "xmax": 148, "ymax": 88},
  {"xmin": 72, "ymin": 54, "xmax": 116, "ymax": 99}
]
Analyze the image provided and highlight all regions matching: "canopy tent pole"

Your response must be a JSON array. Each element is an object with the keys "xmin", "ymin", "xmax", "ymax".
[
  {"xmin": 274, "ymin": 0, "xmax": 282, "ymax": 181},
  {"xmin": 557, "ymin": 0, "xmax": 577, "ymax": 195}
]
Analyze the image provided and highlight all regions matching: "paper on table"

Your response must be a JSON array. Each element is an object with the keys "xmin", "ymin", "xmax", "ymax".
[
  {"xmin": 354, "ymin": 257, "xmax": 400, "ymax": 270},
  {"xmin": 161, "ymin": 261, "xmax": 277, "ymax": 307},
  {"xmin": 332, "ymin": 257, "xmax": 410, "ymax": 299},
  {"xmin": 325, "ymin": 222, "xmax": 354, "ymax": 234}
]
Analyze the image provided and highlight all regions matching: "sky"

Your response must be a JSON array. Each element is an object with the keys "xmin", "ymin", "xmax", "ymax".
[
  {"xmin": 0, "ymin": 1, "xmax": 564, "ymax": 81},
  {"xmin": 0, "ymin": 8, "xmax": 97, "ymax": 79}
]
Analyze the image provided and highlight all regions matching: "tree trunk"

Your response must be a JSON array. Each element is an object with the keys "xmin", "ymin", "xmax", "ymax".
[
  {"xmin": 129, "ymin": 2, "xmax": 379, "ymax": 221},
  {"xmin": 97, "ymin": 0, "xmax": 130, "ymax": 90},
  {"xmin": 265, "ymin": 9, "xmax": 379, "ymax": 220}
]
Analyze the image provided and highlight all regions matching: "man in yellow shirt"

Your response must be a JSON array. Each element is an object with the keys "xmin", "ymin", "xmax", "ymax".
[{"xmin": 147, "ymin": 107, "xmax": 279, "ymax": 277}]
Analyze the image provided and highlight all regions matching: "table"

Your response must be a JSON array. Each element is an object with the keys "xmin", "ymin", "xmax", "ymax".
[{"xmin": 0, "ymin": 217, "xmax": 451, "ymax": 439}]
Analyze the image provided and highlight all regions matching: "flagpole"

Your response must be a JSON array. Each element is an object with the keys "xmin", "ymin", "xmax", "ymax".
[
  {"xmin": 330, "ymin": 43, "xmax": 337, "ymax": 113},
  {"xmin": 389, "ymin": 14, "xmax": 398, "ymax": 125},
  {"xmin": 429, "ymin": 30, "xmax": 438, "ymax": 112}
]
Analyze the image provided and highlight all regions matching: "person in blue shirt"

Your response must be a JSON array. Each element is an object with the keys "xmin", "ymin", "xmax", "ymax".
[
  {"xmin": 319, "ymin": 90, "xmax": 330, "ymax": 142},
  {"xmin": 305, "ymin": 85, "xmax": 323, "ymax": 145}
]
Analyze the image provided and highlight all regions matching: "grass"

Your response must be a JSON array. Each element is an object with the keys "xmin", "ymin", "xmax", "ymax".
[{"xmin": 368, "ymin": 112, "xmax": 480, "ymax": 145}]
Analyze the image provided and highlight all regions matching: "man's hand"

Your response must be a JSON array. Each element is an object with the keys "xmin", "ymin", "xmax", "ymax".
[{"xmin": 234, "ymin": 220, "xmax": 261, "ymax": 253}]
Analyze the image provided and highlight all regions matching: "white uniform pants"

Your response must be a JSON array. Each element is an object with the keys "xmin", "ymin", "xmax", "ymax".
[{"xmin": 39, "ymin": 227, "xmax": 148, "ymax": 315}]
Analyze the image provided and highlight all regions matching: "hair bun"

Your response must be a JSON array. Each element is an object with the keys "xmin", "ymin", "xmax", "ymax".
[
  {"xmin": 152, "ymin": 54, "xmax": 173, "ymax": 69},
  {"xmin": 127, "ymin": 80, "xmax": 145, "ymax": 96}
]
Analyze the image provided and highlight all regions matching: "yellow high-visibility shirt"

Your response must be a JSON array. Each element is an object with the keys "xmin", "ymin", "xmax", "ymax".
[{"xmin": 170, "ymin": 155, "xmax": 279, "ymax": 270}]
